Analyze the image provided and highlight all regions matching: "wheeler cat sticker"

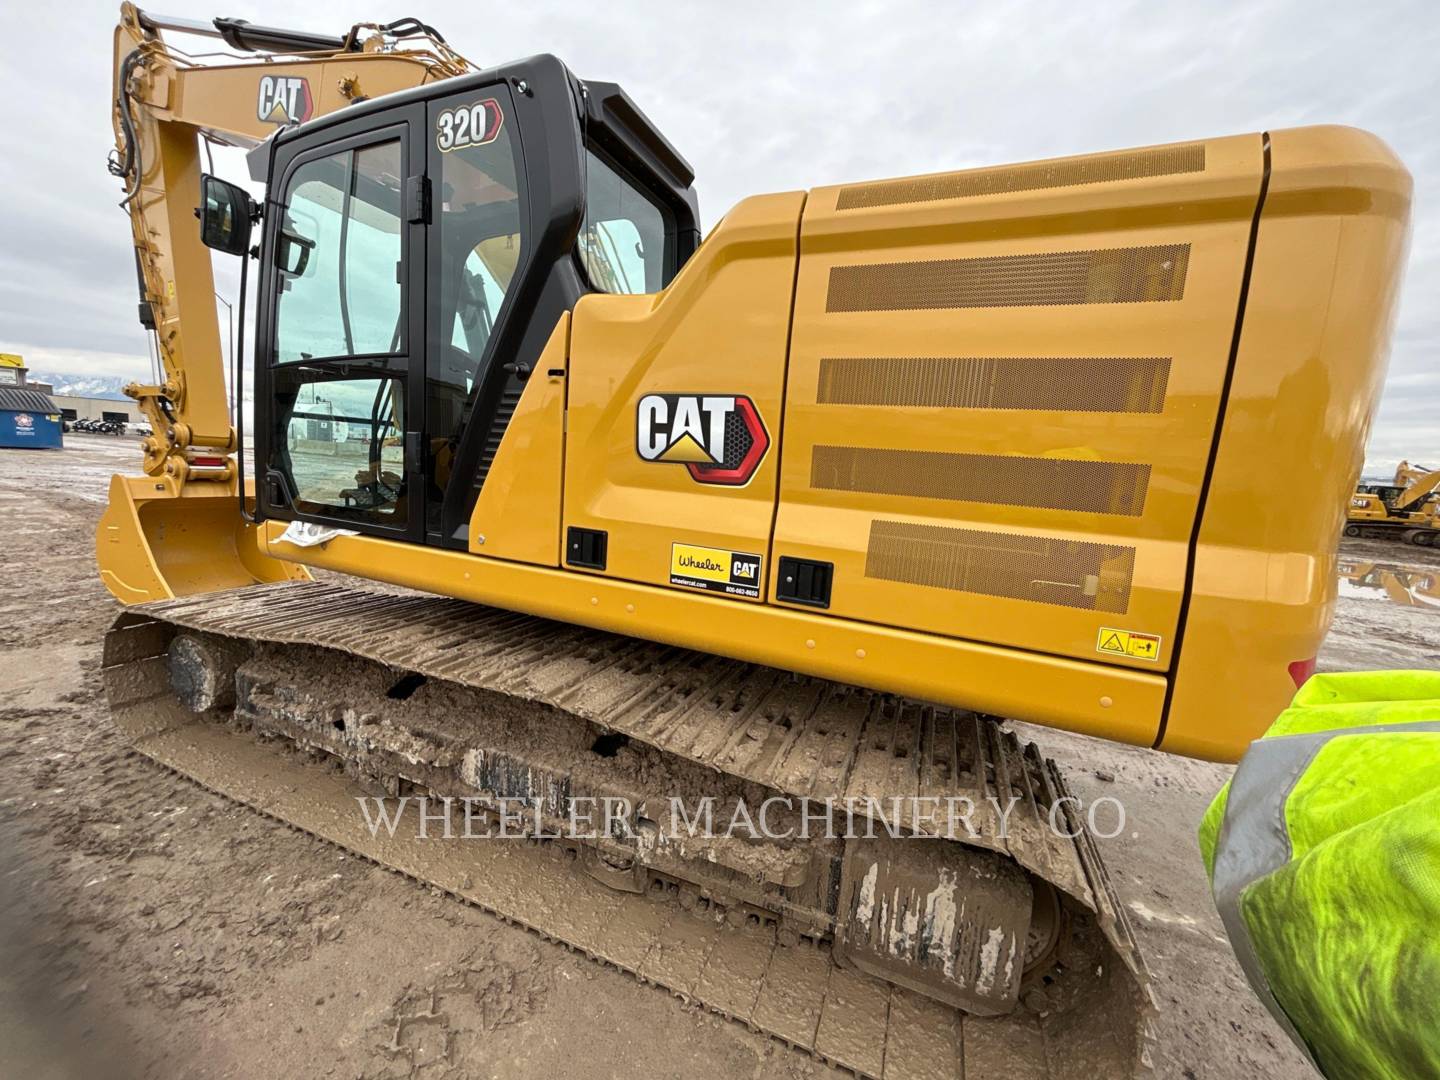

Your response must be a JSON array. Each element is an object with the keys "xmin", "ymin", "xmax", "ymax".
[
  {"xmin": 257, "ymin": 75, "xmax": 314, "ymax": 125},
  {"xmin": 669, "ymin": 543, "xmax": 762, "ymax": 599},
  {"xmin": 435, "ymin": 99, "xmax": 504, "ymax": 152},
  {"xmin": 636, "ymin": 394, "xmax": 770, "ymax": 486}
]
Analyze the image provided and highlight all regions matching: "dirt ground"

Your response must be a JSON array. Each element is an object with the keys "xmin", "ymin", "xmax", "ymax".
[{"xmin": 2, "ymin": 434, "xmax": 1436, "ymax": 1079}]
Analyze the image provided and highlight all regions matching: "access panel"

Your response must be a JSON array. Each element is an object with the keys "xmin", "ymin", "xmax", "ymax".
[
  {"xmin": 562, "ymin": 192, "xmax": 805, "ymax": 601},
  {"xmin": 771, "ymin": 135, "xmax": 1265, "ymax": 670}
]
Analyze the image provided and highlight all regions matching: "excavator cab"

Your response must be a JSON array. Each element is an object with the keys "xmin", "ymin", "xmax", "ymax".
[{"xmin": 198, "ymin": 57, "xmax": 699, "ymax": 548}]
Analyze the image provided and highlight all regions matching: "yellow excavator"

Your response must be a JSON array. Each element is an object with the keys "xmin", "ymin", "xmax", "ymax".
[
  {"xmin": 1346, "ymin": 460, "xmax": 1440, "ymax": 545},
  {"xmin": 1337, "ymin": 558, "xmax": 1440, "ymax": 610},
  {"xmin": 97, "ymin": 6, "xmax": 1412, "ymax": 1077}
]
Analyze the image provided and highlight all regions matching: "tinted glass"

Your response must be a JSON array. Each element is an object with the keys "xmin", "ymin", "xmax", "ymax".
[
  {"xmin": 428, "ymin": 93, "xmax": 525, "ymax": 495},
  {"xmin": 580, "ymin": 150, "xmax": 668, "ymax": 294},
  {"xmin": 275, "ymin": 140, "xmax": 404, "ymax": 362},
  {"xmin": 282, "ymin": 374, "xmax": 406, "ymax": 521}
]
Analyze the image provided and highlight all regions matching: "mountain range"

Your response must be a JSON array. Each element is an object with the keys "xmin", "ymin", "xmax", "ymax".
[{"xmin": 28, "ymin": 372, "xmax": 137, "ymax": 401}]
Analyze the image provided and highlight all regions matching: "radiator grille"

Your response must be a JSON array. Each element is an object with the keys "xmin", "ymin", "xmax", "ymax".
[
  {"xmin": 836, "ymin": 144, "xmax": 1205, "ymax": 210},
  {"xmin": 811, "ymin": 446, "xmax": 1150, "ymax": 516},
  {"xmin": 865, "ymin": 519, "xmax": 1135, "ymax": 612},
  {"xmin": 826, "ymin": 244, "xmax": 1189, "ymax": 312},
  {"xmin": 816, "ymin": 356, "xmax": 1170, "ymax": 413}
]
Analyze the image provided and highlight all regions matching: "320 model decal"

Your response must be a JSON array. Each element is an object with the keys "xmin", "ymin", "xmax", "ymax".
[
  {"xmin": 636, "ymin": 394, "xmax": 770, "ymax": 486},
  {"xmin": 435, "ymin": 99, "xmax": 504, "ymax": 152}
]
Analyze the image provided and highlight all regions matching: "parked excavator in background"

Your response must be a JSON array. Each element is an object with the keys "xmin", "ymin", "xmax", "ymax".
[
  {"xmin": 1337, "ymin": 558, "xmax": 1440, "ymax": 610},
  {"xmin": 1347, "ymin": 459, "xmax": 1440, "ymax": 545}
]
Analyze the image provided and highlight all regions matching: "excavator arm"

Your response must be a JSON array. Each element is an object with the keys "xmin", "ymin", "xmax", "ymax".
[
  {"xmin": 1393, "ymin": 460, "xmax": 1440, "ymax": 511},
  {"xmin": 99, "ymin": 4, "xmax": 472, "ymax": 599}
]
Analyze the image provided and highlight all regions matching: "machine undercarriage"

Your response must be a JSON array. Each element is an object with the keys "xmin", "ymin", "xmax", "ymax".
[{"xmin": 105, "ymin": 580, "xmax": 1149, "ymax": 1079}]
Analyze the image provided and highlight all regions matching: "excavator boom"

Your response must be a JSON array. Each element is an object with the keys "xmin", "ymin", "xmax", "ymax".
[
  {"xmin": 100, "ymin": 4, "xmax": 470, "ymax": 600},
  {"xmin": 1395, "ymin": 461, "xmax": 1440, "ymax": 510}
]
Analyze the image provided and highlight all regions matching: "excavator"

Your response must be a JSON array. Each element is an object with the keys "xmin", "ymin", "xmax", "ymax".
[
  {"xmin": 1337, "ymin": 558, "xmax": 1440, "ymax": 610},
  {"xmin": 96, "ymin": 6, "xmax": 1411, "ymax": 1077},
  {"xmin": 1346, "ymin": 459, "xmax": 1440, "ymax": 545}
]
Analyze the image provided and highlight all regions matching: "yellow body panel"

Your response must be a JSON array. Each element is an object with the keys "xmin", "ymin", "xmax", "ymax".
[
  {"xmin": 467, "ymin": 315, "xmax": 570, "ymax": 565},
  {"xmin": 99, "ymin": 78, "xmax": 1412, "ymax": 765},
  {"xmin": 563, "ymin": 192, "xmax": 806, "ymax": 599},
  {"xmin": 260, "ymin": 519, "xmax": 1165, "ymax": 744},
  {"xmin": 775, "ymin": 135, "xmax": 1262, "ymax": 670},
  {"xmin": 1161, "ymin": 126, "xmax": 1412, "ymax": 758}
]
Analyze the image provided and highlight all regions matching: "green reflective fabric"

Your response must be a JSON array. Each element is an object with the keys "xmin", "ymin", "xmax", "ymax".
[
  {"xmin": 1199, "ymin": 671, "xmax": 1440, "ymax": 1080},
  {"xmin": 1199, "ymin": 671, "xmax": 1440, "ymax": 878},
  {"xmin": 1243, "ymin": 787, "xmax": 1440, "ymax": 1079}
]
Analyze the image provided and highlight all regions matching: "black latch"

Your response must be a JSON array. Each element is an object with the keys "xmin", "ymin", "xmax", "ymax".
[
  {"xmin": 566, "ymin": 526, "xmax": 608, "ymax": 571},
  {"xmin": 775, "ymin": 556, "xmax": 834, "ymax": 609},
  {"xmin": 404, "ymin": 175, "xmax": 431, "ymax": 224},
  {"xmin": 263, "ymin": 469, "xmax": 292, "ymax": 509}
]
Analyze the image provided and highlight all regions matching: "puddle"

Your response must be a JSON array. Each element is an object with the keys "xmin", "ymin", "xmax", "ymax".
[{"xmin": 1337, "ymin": 560, "xmax": 1440, "ymax": 613}]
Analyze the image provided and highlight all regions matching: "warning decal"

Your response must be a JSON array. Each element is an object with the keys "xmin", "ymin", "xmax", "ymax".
[
  {"xmin": 670, "ymin": 543, "xmax": 762, "ymax": 599},
  {"xmin": 1096, "ymin": 627, "xmax": 1162, "ymax": 661}
]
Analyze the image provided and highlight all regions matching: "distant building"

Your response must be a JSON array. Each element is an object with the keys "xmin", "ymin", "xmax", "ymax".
[
  {"xmin": 51, "ymin": 394, "xmax": 145, "ymax": 426},
  {"xmin": 0, "ymin": 355, "xmax": 63, "ymax": 449}
]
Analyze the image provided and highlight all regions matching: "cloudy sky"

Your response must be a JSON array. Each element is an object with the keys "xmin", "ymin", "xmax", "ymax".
[{"xmin": 2, "ymin": 0, "xmax": 1436, "ymax": 470}]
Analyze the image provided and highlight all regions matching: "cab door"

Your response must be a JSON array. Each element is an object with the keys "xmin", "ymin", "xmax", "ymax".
[{"xmin": 257, "ymin": 105, "xmax": 428, "ymax": 541}]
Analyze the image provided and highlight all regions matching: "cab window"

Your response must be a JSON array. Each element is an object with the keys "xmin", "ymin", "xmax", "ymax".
[
  {"xmin": 579, "ymin": 150, "xmax": 669, "ymax": 294},
  {"xmin": 279, "ymin": 373, "xmax": 406, "ymax": 523},
  {"xmin": 428, "ymin": 94, "xmax": 526, "ymax": 501},
  {"xmin": 274, "ymin": 141, "xmax": 404, "ymax": 363}
]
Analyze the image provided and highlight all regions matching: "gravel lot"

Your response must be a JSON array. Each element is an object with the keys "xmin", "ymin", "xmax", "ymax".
[{"xmin": 2, "ymin": 433, "xmax": 1435, "ymax": 1079}]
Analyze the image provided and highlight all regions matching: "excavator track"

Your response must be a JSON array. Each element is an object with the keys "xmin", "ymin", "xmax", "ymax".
[{"xmin": 104, "ymin": 580, "xmax": 1151, "ymax": 1079}]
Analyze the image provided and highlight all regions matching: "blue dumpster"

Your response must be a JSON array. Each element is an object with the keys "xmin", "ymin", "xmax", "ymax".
[{"xmin": 0, "ymin": 387, "xmax": 64, "ymax": 449}]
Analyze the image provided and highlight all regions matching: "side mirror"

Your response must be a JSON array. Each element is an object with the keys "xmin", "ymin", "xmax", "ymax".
[{"xmin": 198, "ymin": 174, "xmax": 255, "ymax": 255}]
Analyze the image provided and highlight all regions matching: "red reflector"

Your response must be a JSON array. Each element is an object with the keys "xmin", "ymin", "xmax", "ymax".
[
  {"xmin": 191, "ymin": 455, "xmax": 226, "ymax": 467},
  {"xmin": 1288, "ymin": 658, "xmax": 1316, "ymax": 689}
]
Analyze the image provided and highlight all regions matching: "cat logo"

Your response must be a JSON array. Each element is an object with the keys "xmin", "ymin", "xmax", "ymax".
[
  {"xmin": 257, "ymin": 76, "xmax": 314, "ymax": 125},
  {"xmin": 636, "ymin": 394, "xmax": 769, "ymax": 486}
]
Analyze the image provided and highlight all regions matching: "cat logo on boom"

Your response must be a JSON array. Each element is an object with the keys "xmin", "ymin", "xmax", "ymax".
[
  {"xmin": 257, "ymin": 76, "xmax": 314, "ymax": 125},
  {"xmin": 636, "ymin": 394, "xmax": 770, "ymax": 486}
]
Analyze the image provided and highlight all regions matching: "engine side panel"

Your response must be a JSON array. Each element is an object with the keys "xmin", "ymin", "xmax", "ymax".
[{"xmin": 773, "ymin": 134, "xmax": 1264, "ymax": 670}]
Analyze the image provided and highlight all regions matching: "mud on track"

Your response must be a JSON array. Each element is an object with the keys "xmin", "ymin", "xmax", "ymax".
[{"xmin": 3, "ymin": 433, "xmax": 1435, "ymax": 1078}]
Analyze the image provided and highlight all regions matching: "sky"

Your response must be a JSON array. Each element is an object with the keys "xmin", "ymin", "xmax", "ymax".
[{"xmin": 1, "ymin": 0, "xmax": 1437, "ymax": 472}]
